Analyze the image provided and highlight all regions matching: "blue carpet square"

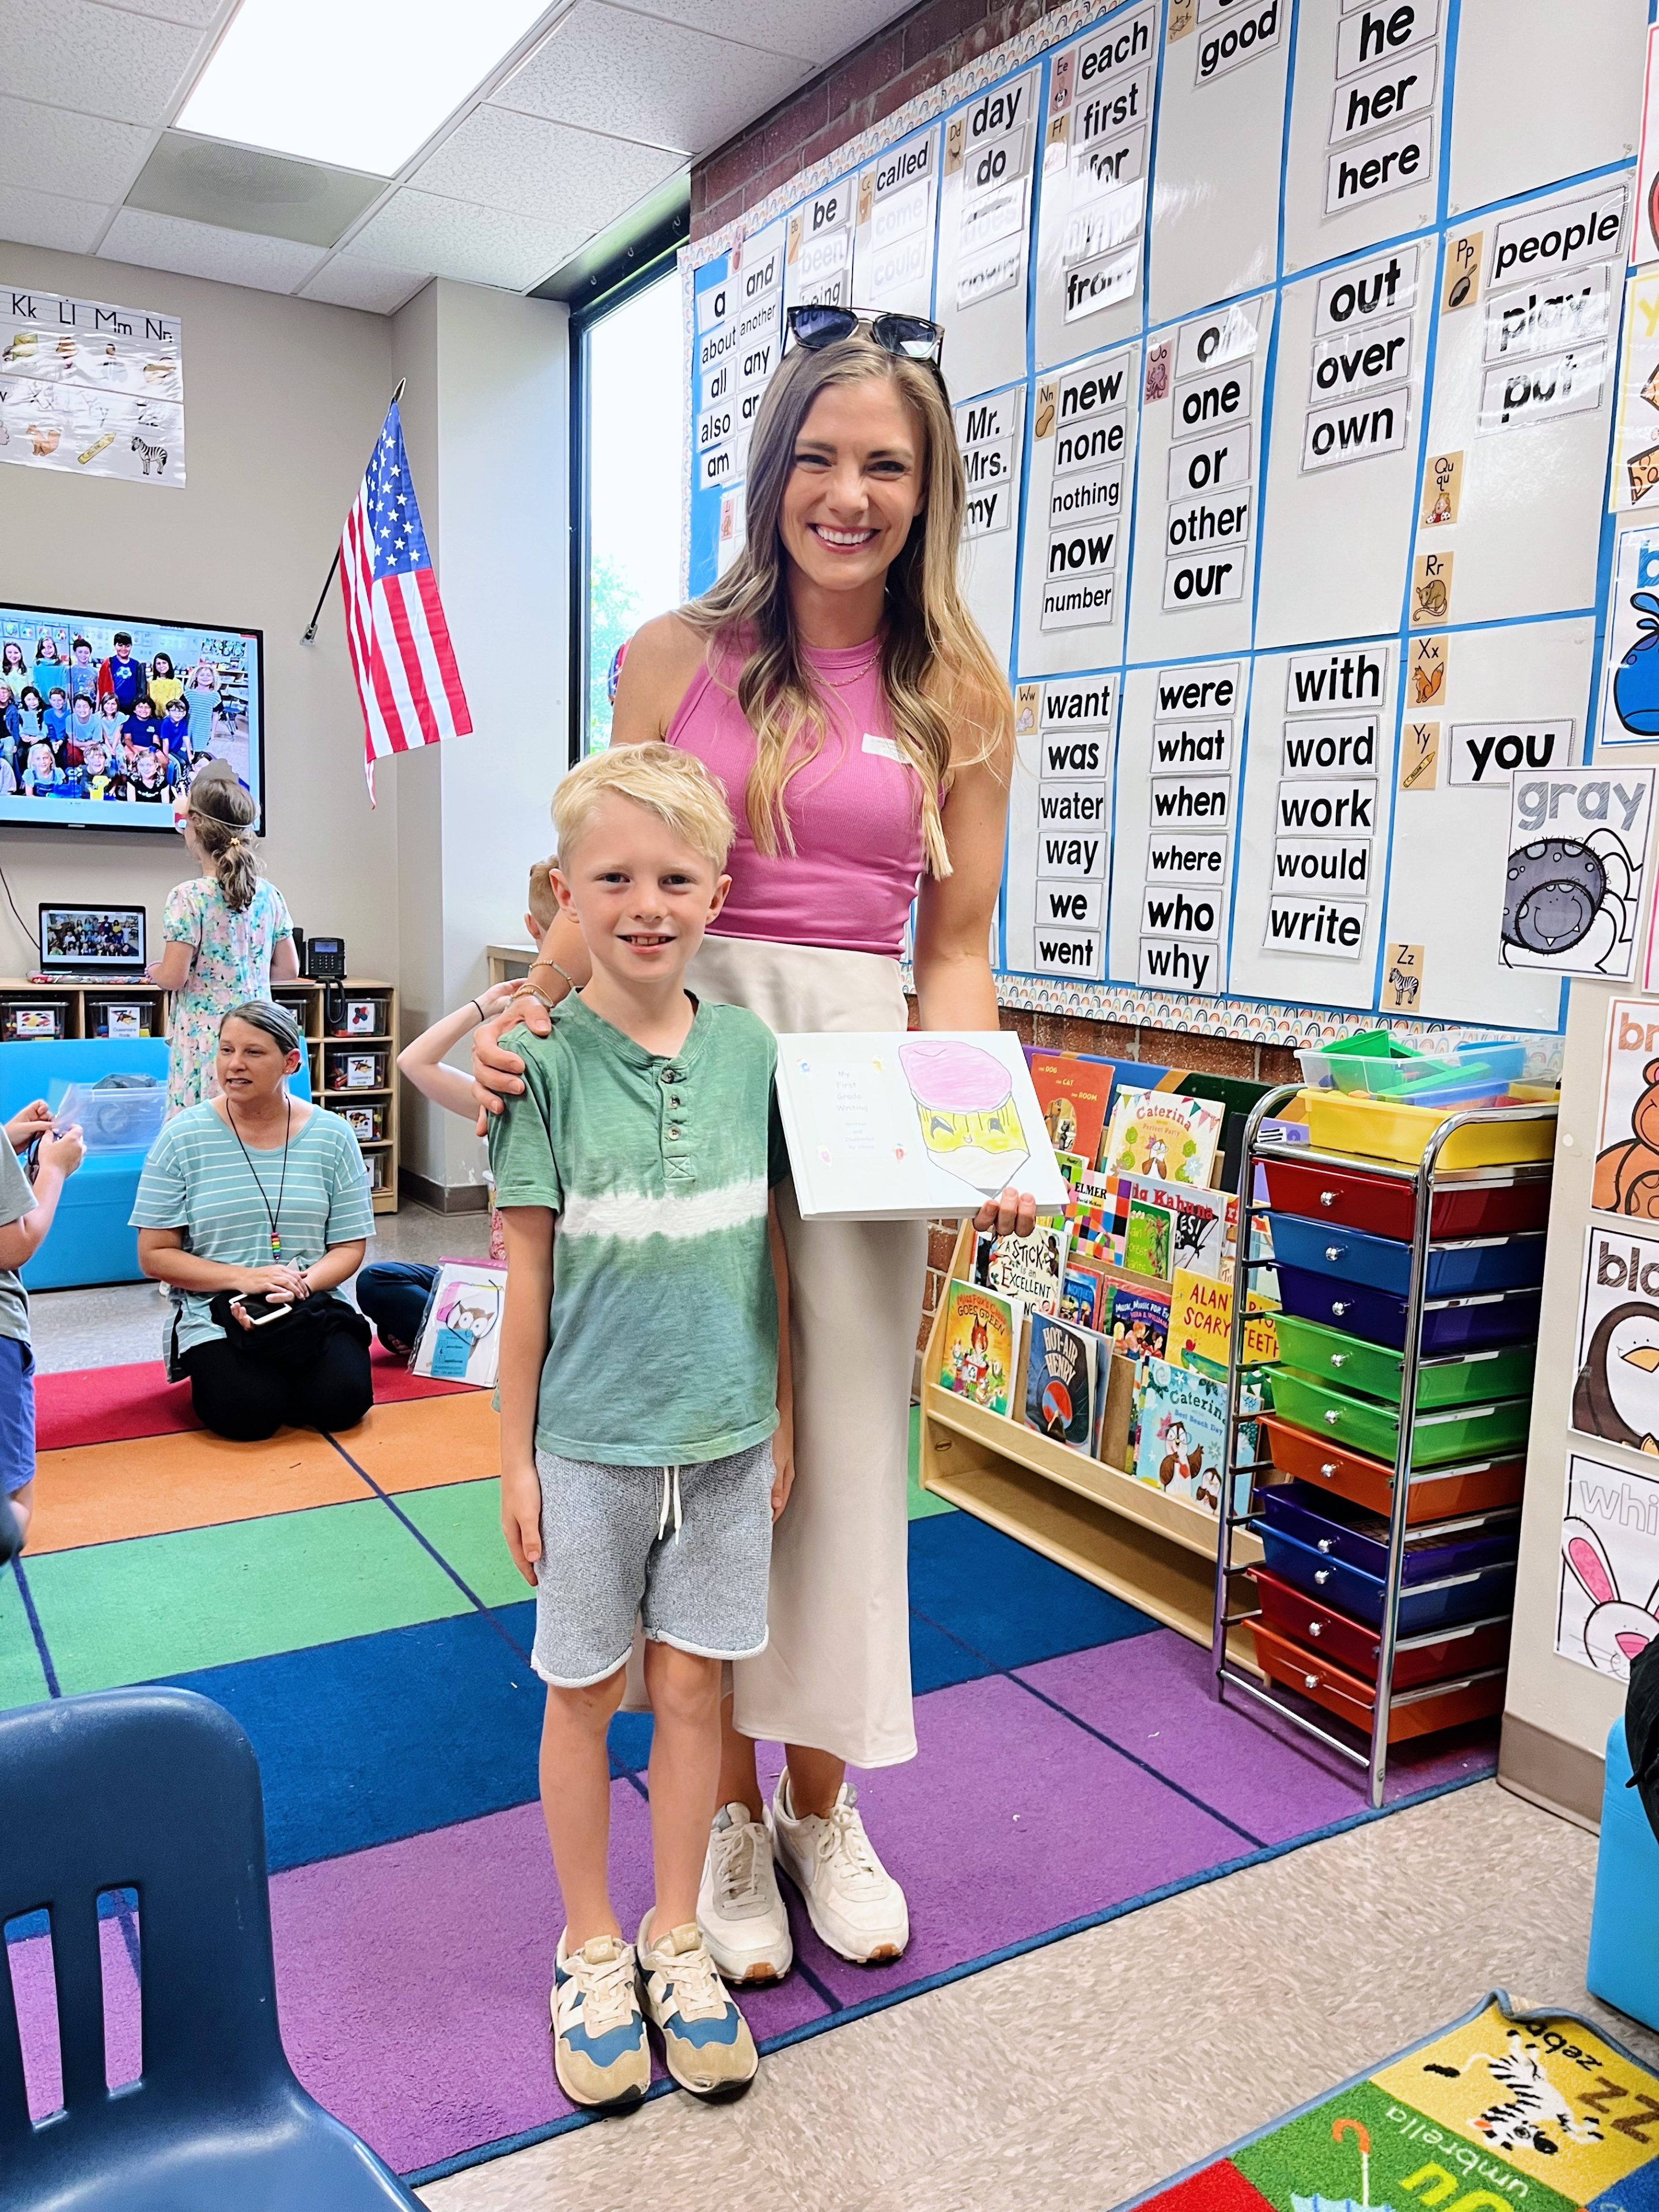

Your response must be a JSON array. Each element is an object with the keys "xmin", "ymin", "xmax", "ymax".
[
  {"xmin": 907, "ymin": 1510, "xmax": 1159, "ymax": 1671},
  {"xmin": 910, "ymin": 1609, "xmax": 997, "ymax": 1695}
]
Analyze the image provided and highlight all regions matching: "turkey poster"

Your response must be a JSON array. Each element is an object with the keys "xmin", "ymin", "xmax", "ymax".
[
  {"xmin": 1502, "ymin": 766, "xmax": 1654, "ymax": 981},
  {"xmin": 0, "ymin": 286, "xmax": 185, "ymax": 486},
  {"xmin": 1592, "ymin": 995, "xmax": 1659, "ymax": 1218},
  {"xmin": 1558, "ymin": 1448, "xmax": 1659, "ymax": 1681}
]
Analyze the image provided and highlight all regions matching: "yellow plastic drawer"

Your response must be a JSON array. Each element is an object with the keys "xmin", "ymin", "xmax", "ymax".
[{"xmin": 1302, "ymin": 1090, "xmax": 1555, "ymax": 1170}]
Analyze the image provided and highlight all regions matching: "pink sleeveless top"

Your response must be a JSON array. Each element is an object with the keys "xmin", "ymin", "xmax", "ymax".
[{"xmin": 665, "ymin": 635, "xmax": 926, "ymax": 959}]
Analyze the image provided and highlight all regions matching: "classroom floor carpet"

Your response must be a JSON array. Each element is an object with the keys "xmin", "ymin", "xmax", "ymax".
[{"xmin": 2, "ymin": 1387, "xmax": 1499, "ymax": 2185}]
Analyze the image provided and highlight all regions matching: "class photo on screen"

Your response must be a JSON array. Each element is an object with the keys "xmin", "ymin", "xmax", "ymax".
[{"xmin": 0, "ymin": 601, "xmax": 262, "ymax": 831}]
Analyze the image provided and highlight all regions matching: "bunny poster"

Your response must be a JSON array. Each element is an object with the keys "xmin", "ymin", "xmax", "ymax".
[{"xmin": 1558, "ymin": 1450, "xmax": 1659, "ymax": 1680}]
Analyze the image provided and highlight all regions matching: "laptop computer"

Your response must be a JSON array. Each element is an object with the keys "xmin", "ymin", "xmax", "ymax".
[{"xmin": 36, "ymin": 903, "xmax": 149, "ymax": 982}]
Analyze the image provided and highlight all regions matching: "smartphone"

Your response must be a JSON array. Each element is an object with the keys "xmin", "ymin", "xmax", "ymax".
[{"xmin": 230, "ymin": 1293, "xmax": 293, "ymax": 1327}]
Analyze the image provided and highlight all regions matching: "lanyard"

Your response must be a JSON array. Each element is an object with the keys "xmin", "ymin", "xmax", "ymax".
[{"xmin": 226, "ymin": 1099, "xmax": 291, "ymax": 1259}]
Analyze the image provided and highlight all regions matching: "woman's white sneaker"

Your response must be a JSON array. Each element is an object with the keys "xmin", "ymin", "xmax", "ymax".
[
  {"xmin": 767, "ymin": 1773, "xmax": 910, "ymax": 1965},
  {"xmin": 698, "ymin": 1801, "xmax": 794, "ymax": 1984}
]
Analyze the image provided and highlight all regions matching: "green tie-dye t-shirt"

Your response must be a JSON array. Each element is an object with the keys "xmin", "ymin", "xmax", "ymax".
[{"xmin": 487, "ymin": 992, "xmax": 789, "ymax": 1465}]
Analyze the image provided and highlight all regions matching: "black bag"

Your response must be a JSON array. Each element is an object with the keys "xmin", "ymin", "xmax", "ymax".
[
  {"xmin": 206, "ymin": 1290, "xmax": 370, "ymax": 1363},
  {"xmin": 1626, "ymin": 1633, "xmax": 1659, "ymax": 1849}
]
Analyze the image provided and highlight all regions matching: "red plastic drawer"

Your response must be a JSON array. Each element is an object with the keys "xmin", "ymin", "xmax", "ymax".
[
  {"xmin": 1262, "ymin": 1158, "xmax": 1551, "ymax": 1240},
  {"xmin": 1249, "ymin": 1569, "xmax": 1512, "ymax": 1688},
  {"xmin": 1248, "ymin": 1620, "xmax": 1508, "ymax": 1741},
  {"xmin": 1259, "ymin": 1416, "xmax": 1526, "ymax": 1524}
]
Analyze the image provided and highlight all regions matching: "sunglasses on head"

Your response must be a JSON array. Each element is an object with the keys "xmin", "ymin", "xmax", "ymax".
[{"xmin": 784, "ymin": 305, "xmax": 945, "ymax": 369}]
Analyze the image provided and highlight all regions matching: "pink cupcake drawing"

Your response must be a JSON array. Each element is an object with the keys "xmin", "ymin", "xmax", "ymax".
[{"xmin": 899, "ymin": 1037, "xmax": 1030, "ymax": 1196}]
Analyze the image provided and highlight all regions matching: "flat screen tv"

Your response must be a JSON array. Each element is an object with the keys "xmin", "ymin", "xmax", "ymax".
[{"xmin": 0, "ymin": 600, "xmax": 263, "ymax": 832}]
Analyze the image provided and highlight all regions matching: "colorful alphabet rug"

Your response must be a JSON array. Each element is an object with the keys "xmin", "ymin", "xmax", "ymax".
[{"xmin": 1121, "ymin": 1995, "xmax": 1659, "ymax": 2212}]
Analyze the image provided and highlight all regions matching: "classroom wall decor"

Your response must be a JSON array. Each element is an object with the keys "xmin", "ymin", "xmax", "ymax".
[
  {"xmin": 684, "ymin": 0, "xmax": 1651, "ymax": 1040},
  {"xmin": 2, "ymin": 285, "xmax": 185, "ymax": 487}
]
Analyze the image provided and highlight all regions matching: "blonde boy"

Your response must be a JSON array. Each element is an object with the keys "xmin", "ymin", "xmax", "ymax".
[{"xmin": 489, "ymin": 744, "xmax": 792, "ymax": 2111}]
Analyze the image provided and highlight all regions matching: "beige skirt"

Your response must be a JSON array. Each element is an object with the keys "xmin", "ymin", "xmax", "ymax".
[{"xmin": 688, "ymin": 933, "xmax": 926, "ymax": 1769}]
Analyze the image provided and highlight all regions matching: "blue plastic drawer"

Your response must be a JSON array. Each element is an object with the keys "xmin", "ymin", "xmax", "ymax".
[
  {"xmin": 1258, "ymin": 1482, "xmax": 1520, "ymax": 1583},
  {"xmin": 1259, "ymin": 1524, "xmax": 1518, "ymax": 1633},
  {"xmin": 1274, "ymin": 1264, "xmax": 1541, "ymax": 1354},
  {"xmin": 1267, "ymin": 1213, "xmax": 1547, "ymax": 1298}
]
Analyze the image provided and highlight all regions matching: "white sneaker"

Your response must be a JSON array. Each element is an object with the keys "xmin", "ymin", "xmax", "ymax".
[
  {"xmin": 698, "ymin": 1801, "xmax": 794, "ymax": 1984},
  {"xmin": 768, "ymin": 1772, "xmax": 910, "ymax": 1965}
]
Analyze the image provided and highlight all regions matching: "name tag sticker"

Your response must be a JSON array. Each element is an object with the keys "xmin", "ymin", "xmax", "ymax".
[{"xmin": 862, "ymin": 732, "xmax": 905, "ymax": 762}]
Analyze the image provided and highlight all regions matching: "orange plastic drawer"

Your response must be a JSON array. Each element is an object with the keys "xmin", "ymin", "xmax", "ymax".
[
  {"xmin": 1248, "ymin": 1619, "xmax": 1507, "ymax": 1741},
  {"xmin": 1258, "ymin": 1416, "xmax": 1525, "ymax": 1524}
]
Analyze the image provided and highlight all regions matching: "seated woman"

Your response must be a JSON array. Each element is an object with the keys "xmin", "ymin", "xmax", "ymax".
[{"xmin": 131, "ymin": 999, "xmax": 375, "ymax": 1441}]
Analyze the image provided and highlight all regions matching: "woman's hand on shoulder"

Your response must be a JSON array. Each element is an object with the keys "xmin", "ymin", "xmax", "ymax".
[
  {"xmin": 609, "ymin": 611, "xmax": 704, "ymax": 747},
  {"xmin": 472, "ymin": 995, "xmax": 541, "ymax": 1121}
]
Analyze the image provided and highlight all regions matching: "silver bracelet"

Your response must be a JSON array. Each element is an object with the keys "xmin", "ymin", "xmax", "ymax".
[{"xmin": 529, "ymin": 958, "xmax": 577, "ymax": 993}]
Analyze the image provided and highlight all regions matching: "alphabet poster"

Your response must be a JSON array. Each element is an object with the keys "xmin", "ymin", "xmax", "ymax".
[
  {"xmin": 1, "ymin": 285, "xmax": 184, "ymax": 486},
  {"xmin": 685, "ymin": 0, "xmax": 1651, "ymax": 1036},
  {"xmin": 1558, "ymin": 1448, "xmax": 1659, "ymax": 1682}
]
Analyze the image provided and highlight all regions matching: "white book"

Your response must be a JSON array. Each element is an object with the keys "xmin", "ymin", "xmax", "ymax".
[{"xmin": 774, "ymin": 1030, "xmax": 1069, "ymax": 1221}]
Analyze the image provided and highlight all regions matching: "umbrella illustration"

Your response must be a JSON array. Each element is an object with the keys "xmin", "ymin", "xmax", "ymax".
[
  {"xmin": 899, "ymin": 1038, "xmax": 1031, "ymax": 1196},
  {"xmin": 1292, "ymin": 2116, "xmax": 1394, "ymax": 2212}
]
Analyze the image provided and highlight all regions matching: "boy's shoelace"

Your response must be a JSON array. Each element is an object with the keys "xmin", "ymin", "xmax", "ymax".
[
  {"xmin": 568, "ymin": 1944, "xmax": 637, "ymax": 2032},
  {"xmin": 657, "ymin": 1944, "xmax": 728, "ymax": 2022}
]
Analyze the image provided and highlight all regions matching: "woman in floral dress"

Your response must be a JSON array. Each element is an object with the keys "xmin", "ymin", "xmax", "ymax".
[{"xmin": 148, "ymin": 768, "xmax": 300, "ymax": 1116}]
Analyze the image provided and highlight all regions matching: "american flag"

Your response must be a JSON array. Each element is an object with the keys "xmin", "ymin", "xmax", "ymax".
[{"xmin": 339, "ymin": 399, "xmax": 471, "ymax": 799}]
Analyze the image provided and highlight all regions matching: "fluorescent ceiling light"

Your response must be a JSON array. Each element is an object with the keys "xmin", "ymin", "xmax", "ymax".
[{"xmin": 176, "ymin": 0, "xmax": 552, "ymax": 177}]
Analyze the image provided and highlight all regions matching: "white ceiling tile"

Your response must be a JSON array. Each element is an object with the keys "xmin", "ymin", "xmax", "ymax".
[
  {"xmin": 411, "ymin": 103, "xmax": 681, "ymax": 232},
  {"xmin": 0, "ymin": 180, "xmax": 111, "ymax": 253},
  {"xmin": 0, "ymin": 93, "xmax": 151, "ymax": 204},
  {"xmin": 497, "ymin": 3, "xmax": 812, "ymax": 155},
  {"xmin": 0, "ymin": 0, "xmax": 207, "ymax": 126},
  {"xmin": 347, "ymin": 188, "xmax": 587, "ymax": 292},
  {"xmin": 300, "ymin": 255, "xmax": 429, "ymax": 315},
  {"xmin": 622, "ymin": 0, "xmax": 904, "ymax": 66},
  {"xmin": 98, "ymin": 206, "xmax": 327, "ymax": 293},
  {"xmin": 113, "ymin": 0, "xmax": 230, "ymax": 23}
]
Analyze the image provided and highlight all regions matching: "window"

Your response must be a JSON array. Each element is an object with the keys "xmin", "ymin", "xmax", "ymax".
[{"xmin": 577, "ymin": 268, "xmax": 684, "ymax": 755}]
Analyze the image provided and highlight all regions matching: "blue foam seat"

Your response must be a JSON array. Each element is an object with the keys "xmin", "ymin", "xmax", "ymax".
[
  {"xmin": 0, "ymin": 1685, "xmax": 419, "ymax": 2209},
  {"xmin": 0, "ymin": 1040, "xmax": 310, "ymax": 1291},
  {"xmin": 1587, "ymin": 1715, "xmax": 1659, "ymax": 2035}
]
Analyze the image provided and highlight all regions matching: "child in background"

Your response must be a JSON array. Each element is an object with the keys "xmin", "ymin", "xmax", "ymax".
[
  {"xmin": 79, "ymin": 742, "xmax": 115, "ymax": 802},
  {"xmin": 43, "ymin": 688, "xmax": 70, "ymax": 750},
  {"xmin": 490, "ymin": 746, "xmax": 791, "ymax": 2111},
  {"xmin": 65, "ymin": 692, "xmax": 97, "ymax": 763},
  {"xmin": 0, "ymin": 645, "xmax": 24, "ymax": 687},
  {"xmin": 123, "ymin": 696, "xmax": 158, "ymax": 752},
  {"xmin": 355, "ymin": 858, "xmax": 558, "ymax": 1357},
  {"xmin": 66, "ymin": 637, "xmax": 98, "ymax": 702},
  {"xmin": 0, "ymin": 1100, "xmax": 85, "ymax": 1552},
  {"xmin": 158, "ymin": 696, "xmax": 192, "ymax": 763},
  {"xmin": 99, "ymin": 693, "xmax": 126, "ymax": 759},
  {"xmin": 0, "ymin": 686, "xmax": 18, "ymax": 749},
  {"xmin": 22, "ymin": 743, "xmax": 58, "ymax": 797},
  {"xmin": 32, "ymin": 638, "xmax": 68, "ymax": 694},
  {"xmin": 184, "ymin": 663, "xmax": 217, "ymax": 754},
  {"xmin": 127, "ymin": 751, "xmax": 171, "ymax": 805},
  {"xmin": 16, "ymin": 689, "xmax": 44, "ymax": 745},
  {"xmin": 98, "ymin": 632, "xmax": 146, "ymax": 710}
]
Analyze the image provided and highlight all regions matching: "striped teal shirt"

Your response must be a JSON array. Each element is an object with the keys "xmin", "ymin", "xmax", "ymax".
[
  {"xmin": 488, "ymin": 993, "xmax": 787, "ymax": 1465},
  {"xmin": 130, "ymin": 1100, "xmax": 374, "ymax": 1365}
]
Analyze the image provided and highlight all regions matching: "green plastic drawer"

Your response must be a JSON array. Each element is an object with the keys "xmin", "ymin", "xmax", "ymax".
[
  {"xmin": 1272, "ymin": 1313, "xmax": 1535, "ymax": 1410},
  {"xmin": 1266, "ymin": 1365, "xmax": 1533, "ymax": 1468}
]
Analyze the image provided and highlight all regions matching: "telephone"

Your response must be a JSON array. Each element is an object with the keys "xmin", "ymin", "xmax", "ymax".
[{"xmin": 303, "ymin": 935, "xmax": 346, "ymax": 982}]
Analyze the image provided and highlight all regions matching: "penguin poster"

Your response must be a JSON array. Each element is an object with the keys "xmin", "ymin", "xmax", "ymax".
[
  {"xmin": 1502, "ymin": 766, "xmax": 1654, "ymax": 981},
  {"xmin": 1573, "ymin": 1225, "xmax": 1659, "ymax": 1451},
  {"xmin": 1557, "ymin": 1449, "xmax": 1659, "ymax": 1681}
]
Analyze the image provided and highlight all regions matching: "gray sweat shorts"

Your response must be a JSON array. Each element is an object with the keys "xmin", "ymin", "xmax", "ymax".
[{"xmin": 531, "ymin": 1440, "xmax": 775, "ymax": 1689}]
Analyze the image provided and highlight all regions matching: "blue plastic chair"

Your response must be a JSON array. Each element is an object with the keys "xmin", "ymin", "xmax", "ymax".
[
  {"xmin": 1588, "ymin": 1714, "xmax": 1659, "ymax": 2035},
  {"xmin": 0, "ymin": 1687, "xmax": 420, "ymax": 2209}
]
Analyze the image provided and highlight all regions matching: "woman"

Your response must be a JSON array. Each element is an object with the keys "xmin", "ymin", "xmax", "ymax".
[
  {"xmin": 148, "ymin": 768, "xmax": 299, "ymax": 1115},
  {"xmin": 132, "ymin": 1001, "xmax": 374, "ymax": 1441},
  {"xmin": 477, "ymin": 316, "xmax": 1032, "ymax": 1977},
  {"xmin": 146, "ymin": 649, "xmax": 184, "ymax": 714}
]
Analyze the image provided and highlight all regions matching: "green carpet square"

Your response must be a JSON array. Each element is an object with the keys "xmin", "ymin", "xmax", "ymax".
[
  {"xmin": 397, "ymin": 1481, "xmax": 530, "ymax": 1607},
  {"xmin": 0, "ymin": 1569, "xmax": 48, "ymax": 1713},
  {"xmin": 25, "ymin": 1498, "xmax": 472, "ymax": 1693}
]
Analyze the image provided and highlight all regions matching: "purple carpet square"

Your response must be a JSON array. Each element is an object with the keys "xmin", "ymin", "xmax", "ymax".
[
  {"xmin": 268, "ymin": 1783, "xmax": 828, "ymax": 2176},
  {"xmin": 1018, "ymin": 1631, "xmax": 1497, "ymax": 1844}
]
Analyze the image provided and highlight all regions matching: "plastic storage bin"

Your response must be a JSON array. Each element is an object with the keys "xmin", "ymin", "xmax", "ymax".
[
  {"xmin": 1274, "ymin": 1263, "xmax": 1542, "ymax": 1354},
  {"xmin": 1268, "ymin": 1213, "xmax": 1547, "ymax": 1297},
  {"xmin": 1297, "ymin": 1034, "xmax": 1530, "ymax": 1099},
  {"xmin": 1265, "ymin": 1366, "xmax": 1533, "ymax": 1467},
  {"xmin": 1260, "ymin": 1157, "xmax": 1552, "ymax": 1241},
  {"xmin": 1271, "ymin": 1312, "xmax": 1536, "ymax": 1408},
  {"xmin": 1302, "ymin": 1089, "xmax": 1556, "ymax": 1169},
  {"xmin": 327, "ymin": 1050, "xmax": 387, "ymax": 1092},
  {"xmin": 1257, "ymin": 1415, "xmax": 1525, "ymax": 1521},
  {"xmin": 1257, "ymin": 1482, "xmax": 1519, "ymax": 1582},
  {"xmin": 1256, "ymin": 1522, "xmax": 1519, "ymax": 1632},
  {"xmin": 2, "ymin": 999, "xmax": 68, "ymax": 1041},
  {"xmin": 1247, "ymin": 1618, "xmax": 1507, "ymax": 1740},
  {"xmin": 1249, "ymin": 1567, "xmax": 1512, "ymax": 1687},
  {"xmin": 1588, "ymin": 1718, "xmax": 1659, "ymax": 2035}
]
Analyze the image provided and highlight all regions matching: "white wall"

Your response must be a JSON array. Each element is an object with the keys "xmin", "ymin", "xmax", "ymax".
[{"xmin": 0, "ymin": 243, "xmax": 400, "ymax": 975}]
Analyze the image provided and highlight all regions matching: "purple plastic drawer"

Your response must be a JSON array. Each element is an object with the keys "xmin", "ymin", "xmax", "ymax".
[
  {"xmin": 1257, "ymin": 1481, "xmax": 1520, "ymax": 1584},
  {"xmin": 1274, "ymin": 1264, "xmax": 1541, "ymax": 1354}
]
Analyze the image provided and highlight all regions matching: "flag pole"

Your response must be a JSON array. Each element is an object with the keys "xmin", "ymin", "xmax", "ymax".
[{"xmin": 301, "ymin": 377, "xmax": 407, "ymax": 643}]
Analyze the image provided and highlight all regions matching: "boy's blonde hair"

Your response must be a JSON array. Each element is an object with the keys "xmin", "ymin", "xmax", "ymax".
[
  {"xmin": 553, "ymin": 742, "xmax": 734, "ymax": 870},
  {"xmin": 526, "ymin": 855, "xmax": 558, "ymax": 933}
]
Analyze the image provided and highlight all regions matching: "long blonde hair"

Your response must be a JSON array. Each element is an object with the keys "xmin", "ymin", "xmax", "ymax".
[
  {"xmin": 187, "ymin": 770, "xmax": 259, "ymax": 913},
  {"xmin": 679, "ymin": 336, "xmax": 1013, "ymax": 878}
]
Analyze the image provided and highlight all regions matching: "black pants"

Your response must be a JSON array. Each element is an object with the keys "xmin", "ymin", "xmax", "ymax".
[{"xmin": 181, "ymin": 1325, "xmax": 374, "ymax": 1442}]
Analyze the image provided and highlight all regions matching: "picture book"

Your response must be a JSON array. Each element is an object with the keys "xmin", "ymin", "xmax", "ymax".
[
  {"xmin": 976, "ymin": 1222, "xmax": 1070, "ymax": 1315},
  {"xmin": 1109, "ymin": 1285, "xmax": 1170, "ymax": 1360},
  {"xmin": 1126, "ymin": 1175, "xmax": 1232, "ymax": 1279},
  {"xmin": 1166, "ymin": 1268, "xmax": 1279, "ymax": 1379},
  {"xmin": 777, "ymin": 1031, "xmax": 1068, "ymax": 1221},
  {"xmin": 1123, "ymin": 1198, "xmax": 1172, "ymax": 1281},
  {"xmin": 937, "ymin": 1279, "xmax": 1023, "ymax": 1416},
  {"xmin": 1028, "ymin": 1052, "xmax": 1116, "ymax": 1172},
  {"xmin": 1059, "ymin": 1260, "xmax": 1109, "ymax": 1330},
  {"xmin": 1102, "ymin": 1088, "xmax": 1224, "ymax": 1189},
  {"xmin": 1132, "ymin": 1357, "xmax": 1229, "ymax": 1514},
  {"xmin": 411, "ymin": 1260, "xmax": 506, "ymax": 1388},
  {"xmin": 1024, "ymin": 1312, "xmax": 1099, "ymax": 1452}
]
